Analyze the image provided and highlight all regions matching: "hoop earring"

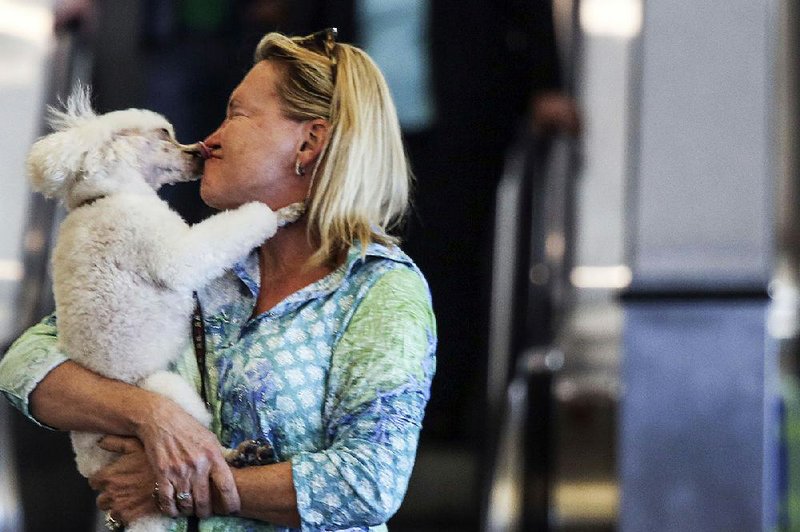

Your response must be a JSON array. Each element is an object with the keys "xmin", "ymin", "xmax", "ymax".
[{"xmin": 295, "ymin": 159, "xmax": 306, "ymax": 176}]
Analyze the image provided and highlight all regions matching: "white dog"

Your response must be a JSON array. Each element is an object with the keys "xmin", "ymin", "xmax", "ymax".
[{"xmin": 27, "ymin": 87, "xmax": 279, "ymax": 531}]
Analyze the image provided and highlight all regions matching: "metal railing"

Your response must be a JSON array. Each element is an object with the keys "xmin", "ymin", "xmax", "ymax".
[
  {"xmin": 482, "ymin": 131, "xmax": 580, "ymax": 532},
  {"xmin": 0, "ymin": 16, "xmax": 95, "ymax": 532}
]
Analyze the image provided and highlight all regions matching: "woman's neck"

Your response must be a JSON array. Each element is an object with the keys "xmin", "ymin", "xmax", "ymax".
[{"xmin": 253, "ymin": 220, "xmax": 338, "ymax": 314}]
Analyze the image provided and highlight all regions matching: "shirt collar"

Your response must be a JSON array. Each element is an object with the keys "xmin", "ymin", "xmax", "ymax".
[{"xmin": 231, "ymin": 240, "xmax": 413, "ymax": 300}]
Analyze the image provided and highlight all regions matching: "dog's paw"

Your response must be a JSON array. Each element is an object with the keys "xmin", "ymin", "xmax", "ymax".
[
  {"xmin": 275, "ymin": 201, "xmax": 306, "ymax": 228},
  {"xmin": 239, "ymin": 201, "xmax": 278, "ymax": 239},
  {"xmin": 223, "ymin": 438, "xmax": 277, "ymax": 468}
]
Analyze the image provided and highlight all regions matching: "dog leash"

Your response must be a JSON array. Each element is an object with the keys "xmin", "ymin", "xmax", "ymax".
[
  {"xmin": 192, "ymin": 293, "xmax": 209, "ymax": 408},
  {"xmin": 188, "ymin": 293, "xmax": 207, "ymax": 532}
]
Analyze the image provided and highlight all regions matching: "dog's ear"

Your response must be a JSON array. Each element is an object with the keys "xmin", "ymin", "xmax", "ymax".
[{"xmin": 26, "ymin": 132, "xmax": 85, "ymax": 199}]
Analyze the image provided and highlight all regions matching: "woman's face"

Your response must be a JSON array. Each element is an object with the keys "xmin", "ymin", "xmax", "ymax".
[{"xmin": 200, "ymin": 60, "xmax": 308, "ymax": 211}]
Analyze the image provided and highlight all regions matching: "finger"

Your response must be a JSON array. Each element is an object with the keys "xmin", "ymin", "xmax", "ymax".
[
  {"xmin": 209, "ymin": 460, "xmax": 240, "ymax": 515},
  {"xmin": 88, "ymin": 474, "xmax": 104, "ymax": 491},
  {"xmin": 174, "ymin": 484, "xmax": 195, "ymax": 517},
  {"xmin": 98, "ymin": 435, "xmax": 142, "ymax": 454},
  {"xmin": 96, "ymin": 493, "xmax": 112, "ymax": 511},
  {"xmin": 151, "ymin": 481, "xmax": 165, "ymax": 514},
  {"xmin": 191, "ymin": 472, "xmax": 212, "ymax": 519},
  {"xmin": 154, "ymin": 476, "xmax": 179, "ymax": 517}
]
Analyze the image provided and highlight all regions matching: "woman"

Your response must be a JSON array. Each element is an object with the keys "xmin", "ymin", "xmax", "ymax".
[{"xmin": 0, "ymin": 29, "xmax": 436, "ymax": 531}]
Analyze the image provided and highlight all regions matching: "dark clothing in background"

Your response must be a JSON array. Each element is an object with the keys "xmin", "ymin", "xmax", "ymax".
[
  {"xmin": 295, "ymin": 0, "xmax": 561, "ymax": 154},
  {"xmin": 138, "ymin": 0, "xmax": 285, "ymax": 223},
  {"xmin": 285, "ymin": 0, "xmax": 564, "ymax": 444}
]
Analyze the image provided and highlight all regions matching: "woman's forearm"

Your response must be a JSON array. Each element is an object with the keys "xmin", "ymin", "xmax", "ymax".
[
  {"xmin": 33, "ymin": 360, "xmax": 243, "ymax": 517},
  {"xmin": 29, "ymin": 360, "xmax": 154, "ymax": 435},
  {"xmin": 228, "ymin": 461, "xmax": 301, "ymax": 527}
]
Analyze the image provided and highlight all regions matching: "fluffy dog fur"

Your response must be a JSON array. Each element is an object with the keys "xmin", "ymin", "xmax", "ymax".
[{"xmin": 27, "ymin": 87, "xmax": 278, "ymax": 531}]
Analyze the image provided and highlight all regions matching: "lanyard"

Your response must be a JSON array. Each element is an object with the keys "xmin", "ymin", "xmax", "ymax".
[
  {"xmin": 191, "ymin": 292, "xmax": 209, "ymax": 408},
  {"xmin": 188, "ymin": 292, "xmax": 207, "ymax": 532}
]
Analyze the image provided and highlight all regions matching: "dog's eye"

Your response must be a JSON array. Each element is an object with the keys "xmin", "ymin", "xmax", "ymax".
[{"xmin": 158, "ymin": 128, "xmax": 171, "ymax": 138}]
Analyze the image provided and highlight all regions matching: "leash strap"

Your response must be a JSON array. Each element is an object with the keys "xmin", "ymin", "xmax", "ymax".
[
  {"xmin": 192, "ymin": 292, "xmax": 209, "ymax": 408},
  {"xmin": 188, "ymin": 292, "xmax": 207, "ymax": 532}
]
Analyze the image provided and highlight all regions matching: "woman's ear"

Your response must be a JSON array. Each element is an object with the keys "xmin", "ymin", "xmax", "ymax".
[{"xmin": 297, "ymin": 118, "xmax": 330, "ymax": 168}]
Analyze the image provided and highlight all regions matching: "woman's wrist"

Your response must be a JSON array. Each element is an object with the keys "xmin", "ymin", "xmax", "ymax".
[
  {"xmin": 211, "ymin": 466, "xmax": 240, "ymax": 516},
  {"xmin": 124, "ymin": 387, "xmax": 159, "ymax": 438},
  {"xmin": 221, "ymin": 462, "xmax": 300, "ymax": 526},
  {"xmin": 129, "ymin": 389, "xmax": 187, "ymax": 444}
]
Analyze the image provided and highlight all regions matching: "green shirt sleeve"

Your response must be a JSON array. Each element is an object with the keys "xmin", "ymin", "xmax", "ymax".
[
  {"xmin": 327, "ymin": 267, "xmax": 436, "ymax": 413},
  {"xmin": 291, "ymin": 266, "xmax": 437, "ymax": 529},
  {"xmin": 0, "ymin": 314, "xmax": 69, "ymax": 428}
]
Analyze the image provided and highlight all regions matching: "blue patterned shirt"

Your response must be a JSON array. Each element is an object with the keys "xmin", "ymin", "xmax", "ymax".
[{"xmin": 0, "ymin": 242, "xmax": 437, "ymax": 531}]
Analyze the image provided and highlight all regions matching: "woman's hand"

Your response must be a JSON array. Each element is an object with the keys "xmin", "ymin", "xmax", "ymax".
[
  {"xmin": 89, "ymin": 436, "xmax": 159, "ymax": 526},
  {"xmin": 24, "ymin": 360, "xmax": 240, "ymax": 517},
  {"xmin": 132, "ymin": 397, "xmax": 241, "ymax": 518}
]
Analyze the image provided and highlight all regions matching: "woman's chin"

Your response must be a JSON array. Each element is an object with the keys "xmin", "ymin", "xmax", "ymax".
[{"xmin": 199, "ymin": 180, "xmax": 225, "ymax": 210}]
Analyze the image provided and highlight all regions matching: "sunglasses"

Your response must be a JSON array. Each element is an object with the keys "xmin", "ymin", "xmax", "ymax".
[{"xmin": 295, "ymin": 27, "xmax": 338, "ymax": 82}]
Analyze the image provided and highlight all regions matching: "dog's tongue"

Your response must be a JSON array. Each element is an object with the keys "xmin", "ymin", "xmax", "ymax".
[{"xmin": 197, "ymin": 141, "xmax": 212, "ymax": 160}]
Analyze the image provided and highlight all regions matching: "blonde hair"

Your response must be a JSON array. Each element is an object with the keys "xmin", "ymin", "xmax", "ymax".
[{"xmin": 254, "ymin": 31, "xmax": 411, "ymax": 265}]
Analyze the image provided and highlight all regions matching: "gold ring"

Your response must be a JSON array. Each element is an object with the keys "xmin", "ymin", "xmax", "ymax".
[
  {"xmin": 152, "ymin": 481, "xmax": 166, "ymax": 512},
  {"xmin": 104, "ymin": 512, "xmax": 123, "ymax": 531}
]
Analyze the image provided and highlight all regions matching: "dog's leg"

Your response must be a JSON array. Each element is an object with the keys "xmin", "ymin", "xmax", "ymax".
[
  {"xmin": 161, "ymin": 202, "xmax": 277, "ymax": 289},
  {"xmin": 139, "ymin": 371, "xmax": 211, "ymax": 427}
]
